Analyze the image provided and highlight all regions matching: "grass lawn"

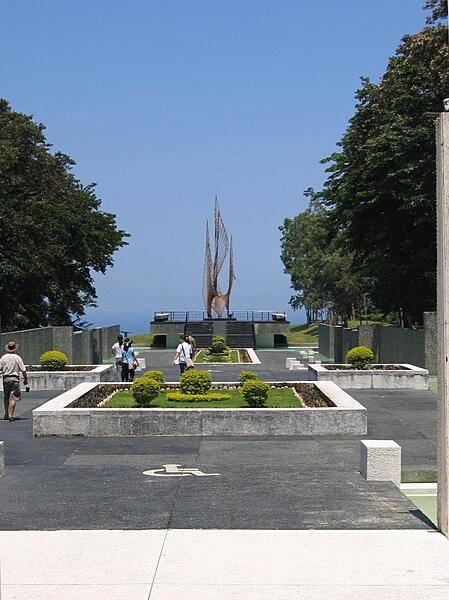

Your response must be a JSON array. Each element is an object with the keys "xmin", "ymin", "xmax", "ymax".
[
  {"xmin": 195, "ymin": 349, "xmax": 241, "ymax": 363},
  {"xmin": 286, "ymin": 323, "xmax": 319, "ymax": 345},
  {"xmin": 105, "ymin": 388, "xmax": 303, "ymax": 409},
  {"xmin": 132, "ymin": 333, "xmax": 154, "ymax": 347}
]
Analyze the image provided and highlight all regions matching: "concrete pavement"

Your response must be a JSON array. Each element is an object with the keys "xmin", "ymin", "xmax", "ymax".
[{"xmin": 2, "ymin": 529, "xmax": 449, "ymax": 599}]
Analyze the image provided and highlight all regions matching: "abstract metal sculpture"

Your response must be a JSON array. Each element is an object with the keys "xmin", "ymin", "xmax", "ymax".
[{"xmin": 202, "ymin": 198, "xmax": 235, "ymax": 318}]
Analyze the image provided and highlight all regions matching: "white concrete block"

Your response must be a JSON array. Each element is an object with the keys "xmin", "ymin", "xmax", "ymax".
[
  {"xmin": 289, "ymin": 361, "xmax": 305, "ymax": 370},
  {"xmin": 360, "ymin": 440, "xmax": 401, "ymax": 486}
]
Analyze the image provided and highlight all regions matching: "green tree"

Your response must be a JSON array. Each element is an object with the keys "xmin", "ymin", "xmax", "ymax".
[
  {"xmin": 280, "ymin": 189, "xmax": 361, "ymax": 323},
  {"xmin": 0, "ymin": 100, "xmax": 129, "ymax": 330},
  {"xmin": 424, "ymin": 0, "xmax": 448, "ymax": 23},
  {"xmin": 320, "ymin": 7, "xmax": 448, "ymax": 323}
]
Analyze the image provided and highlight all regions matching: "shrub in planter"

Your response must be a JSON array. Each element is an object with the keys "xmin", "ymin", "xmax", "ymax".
[
  {"xmin": 346, "ymin": 346, "xmax": 374, "ymax": 369},
  {"xmin": 242, "ymin": 380, "xmax": 270, "ymax": 407},
  {"xmin": 180, "ymin": 369, "xmax": 212, "ymax": 394},
  {"xmin": 204, "ymin": 353, "xmax": 231, "ymax": 363},
  {"xmin": 166, "ymin": 391, "xmax": 231, "ymax": 403},
  {"xmin": 143, "ymin": 370, "xmax": 165, "ymax": 384},
  {"xmin": 210, "ymin": 338, "xmax": 227, "ymax": 354},
  {"xmin": 239, "ymin": 371, "xmax": 259, "ymax": 383},
  {"xmin": 39, "ymin": 350, "xmax": 68, "ymax": 371},
  {"xmin": 132, "ymin": 376, "xmax": 161, "ymax": 407}
]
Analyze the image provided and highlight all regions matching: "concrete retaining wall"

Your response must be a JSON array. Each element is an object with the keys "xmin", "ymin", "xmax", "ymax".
[
  {"xmin": 0, "ymin": 327, "xmax": 73, "ymax": 364},
  {"xmin": 33, "ymin": 381, "xmax": 367, "ymax": 437},
  {"xmin": 1, "ymin": 325, "xmax": 120, "ymax": 366},
  {"xmin": 319, "ymin": 314, "xmax": 437, "ymax": 374},
  {"xmin": 308, "ymin": 364, "xmax": 429, "ymax": 389}
]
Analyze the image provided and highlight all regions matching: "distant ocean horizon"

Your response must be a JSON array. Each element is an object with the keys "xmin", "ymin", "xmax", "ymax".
[{"xmin": 83, "ymin": 307, "xmax": 307, "ymax": 334}]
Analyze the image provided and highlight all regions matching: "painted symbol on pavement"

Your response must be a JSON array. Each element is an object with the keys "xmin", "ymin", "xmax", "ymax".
[{"xmin": 143, "ymin": 464, "xmax": 220, "ymax": 477}]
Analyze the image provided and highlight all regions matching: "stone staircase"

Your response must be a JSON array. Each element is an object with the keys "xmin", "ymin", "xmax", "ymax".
[
  {"xmin": 225, "ymin": 321, "xmax": 256, "ymax": 349},
  {"xmin": 184, "ymin": 321, "xmax": 214, "ymax": 348}
]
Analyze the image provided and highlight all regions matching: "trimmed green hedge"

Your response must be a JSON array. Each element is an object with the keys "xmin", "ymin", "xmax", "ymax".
[
  {"xmin": 180, "ymin": 369, "xmax": 212, "ymax": 394},
  {"xmin": 239, "ymin": 370, "xmax": 259, "ymax": 383},
  {"xmin": 166, "ymin": 391, "xmax": 231, "ymax": 403},
  {"xmin": 143, "ymin": 370, "xmax": 165, "ymax": 384},
  {"xmin": 242, "ymin": 380, "xmax": 270, "ymax": 407},
  {"xmin": 132, "ymin": 377, "xmax": 161, "ymax": 407},
  {"xmin": 346, "ymin": 346, "xmax": 374, "ymax": 369},
  {"xmin": 39, "ymin": 350, "xmax": 68, "ymax": 370},
  {"xmin": 205, "ymin": 353, "xmax": 231, "ymax": 362}
]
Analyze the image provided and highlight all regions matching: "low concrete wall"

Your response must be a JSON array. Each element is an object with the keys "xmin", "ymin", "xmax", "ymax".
[
  {"xmin": 319, "ymin": 315, "xmax": 437, "ymax": 374},
  {"xmin": 33, "ymin": 381, "xmax": 367, "ymax": 437},
  {"xmin": 318, "ymin": 324, "xmax": 331, "ymax": 357},
  {"xmin": 0, "ymin": 326, "xmax": 73, "ymax": 364},
  {"xmin": 1, "ymin": 325, "xmax": 120, "ymax": 366},
  {"xmin": 308, "ymin": 364, "xmax": 429, "ymax": 389},
  {"xmin": 1, "ymin": 365, "xmax": 114, "ymax": 391}
]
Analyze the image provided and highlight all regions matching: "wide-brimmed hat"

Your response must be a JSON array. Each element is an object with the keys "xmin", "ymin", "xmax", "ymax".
[{"xmin": 5, "ymin": 341, "xmax": 19, "ymax": 353}]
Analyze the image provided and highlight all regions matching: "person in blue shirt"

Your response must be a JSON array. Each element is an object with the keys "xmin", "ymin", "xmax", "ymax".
[{"xmin": 121, "ymin": 338, "xmax": 138, "ymax": 382}]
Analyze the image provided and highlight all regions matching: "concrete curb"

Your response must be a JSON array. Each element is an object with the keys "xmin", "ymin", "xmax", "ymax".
[{"xmin": 308, "ymin": 363, "xmax": 428, "ymax": 389}]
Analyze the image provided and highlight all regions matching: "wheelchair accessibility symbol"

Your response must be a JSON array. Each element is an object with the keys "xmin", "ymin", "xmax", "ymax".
[{"xmin": 143, "ymin": 464, "xmax": 220, "ymax": 478}]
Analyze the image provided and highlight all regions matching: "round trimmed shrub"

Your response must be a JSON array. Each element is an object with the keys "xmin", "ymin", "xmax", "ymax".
[
  {"xmin": 210, "ymin": 339, "xmax": 227, "ymax": 354},
  {"xmin": 132, "ymin": 376, "xmax": 161, "ymax": 407},
  {"xmin": 143, "ymin": 370, "xmax": 165, "ymax": 384},
  {"xmin": 346, "ymin": 346, "xmax": 374, "ymax": 369},
  {"xmin": 180, "ymin": 370, "xmax": 212, "ymax": 395},
  {"xmin": 239, "ymin": 371, "xmax": 259, "ymax": 383},
  {"xmin": 39, "ymin": 350, "xmax": 68, "ymax": 371},
  {"xmin": 242, "ymin": 380, "xmax": 270, "ymax": 407}
]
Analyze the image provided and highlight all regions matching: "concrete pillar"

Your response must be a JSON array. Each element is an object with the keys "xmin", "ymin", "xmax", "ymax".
[{"xmin": 437, "ymin": 111, "xmax": 449, "ymax": 536}]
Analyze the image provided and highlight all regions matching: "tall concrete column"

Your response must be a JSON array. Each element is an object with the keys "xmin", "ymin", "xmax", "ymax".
[{"xmin": 437, "ymin": 111, "xmax": 449, "ymax": 536}]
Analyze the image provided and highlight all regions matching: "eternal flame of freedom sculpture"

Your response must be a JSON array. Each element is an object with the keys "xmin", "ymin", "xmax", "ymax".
[{"xmin": 202, "ymin": 198, "xmax": 235, "ymax": 318}]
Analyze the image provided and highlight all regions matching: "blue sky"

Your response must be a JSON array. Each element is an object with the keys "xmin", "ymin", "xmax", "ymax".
[{"xmin": 1, "ymin": 1, "xmax": 427, "ymax": 331}]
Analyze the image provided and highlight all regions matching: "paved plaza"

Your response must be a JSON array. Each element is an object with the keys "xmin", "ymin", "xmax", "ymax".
[
  {"xmin": 0, "ymin": 349, "xmax": 447, "ymax": 599},
  {"xmin": 0, "ymin": 386, "xmax": 437, "ymax": 531}
]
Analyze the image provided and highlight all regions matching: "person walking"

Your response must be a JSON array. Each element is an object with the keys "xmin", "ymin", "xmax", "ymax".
[
  {"xmin": 185, "ymin": 333, "xmax": 197, "ymax": 360},
  {"xmin": 172, "ymin": 335, "xmax": 192, "ymax": 375},
  {"xmin": 0, "ymin": 341, "xmax": 28, "ymax": 421},
  {"xmin": 111, "ymin": 335, "xmax": 124, "ymax": 379},
  {"xmin": 121, "ymin": 338, "xmax": 138, "ymax": 382}
]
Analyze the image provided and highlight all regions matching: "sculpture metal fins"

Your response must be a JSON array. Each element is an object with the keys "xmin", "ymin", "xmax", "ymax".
[{"xmin": 202, "ymin": 199, "xmax": 235, "ymax": 318}]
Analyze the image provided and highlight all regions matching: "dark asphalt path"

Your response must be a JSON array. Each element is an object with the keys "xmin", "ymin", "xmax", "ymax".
[
  {"xmin": 0, "ymin": 388, "xmax": 436, "ymax": 531},
  {"xmin": 140, "ymin": 349, "xmax": 312, "ymax": 382}
]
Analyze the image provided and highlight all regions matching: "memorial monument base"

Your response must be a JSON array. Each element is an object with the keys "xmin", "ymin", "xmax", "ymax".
[{"xmin": 150, "ymin": 311, "xmax": 290, "ymax": 349}]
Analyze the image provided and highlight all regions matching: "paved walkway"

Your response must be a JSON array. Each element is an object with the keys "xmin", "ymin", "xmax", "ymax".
[
  {"xmin": 0, "ymin": 364, "xmax": 444, "ymax": 598},
  {"xmin": 3, "ymin": 529, "xmax": 449, "ymax": 599},
  {"xmin": 140, "ymin": 349, "xmax": 312, "ymax": 381},
  {"xmin": 0, "ymin": 390, "xmax": 436, "ymax": 530}
]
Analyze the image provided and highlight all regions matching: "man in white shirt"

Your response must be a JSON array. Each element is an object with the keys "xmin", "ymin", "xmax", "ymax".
[
  {"xmin": 0, "ymin": 341, "xmax": 28, "ymax": 421},
  {"xmin": 172, "ymin": 335, "xmax": 193, "ymax": 374},
  {"xmin": 111, "ymin": 335, "xmax": 124, "ymax": 374}
]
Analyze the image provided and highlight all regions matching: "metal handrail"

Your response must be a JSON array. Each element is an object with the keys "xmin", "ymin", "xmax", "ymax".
[{"xmin": 152, "ymin": 310, "xmax": 287, "ymax": 323}]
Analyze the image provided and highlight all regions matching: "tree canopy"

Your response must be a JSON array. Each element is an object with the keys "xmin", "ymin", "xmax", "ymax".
[
  {"xmin": 0, "ymin": 100, "xmax": 128, "ymax": 330},
  {"xmin": 280, "ymin": 189, "xmax": 361, "ymax": 322},
  {"xmin": 281, "ymin": 2, "xmax": 448, "ymax": 324}
]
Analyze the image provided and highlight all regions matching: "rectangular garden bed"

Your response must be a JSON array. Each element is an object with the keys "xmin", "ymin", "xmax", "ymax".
[
  {"xmin": 1, "ymin": 364, "xmax": 115, "ymax": 391},
  {"xmin": 32, "ymin": 380, "xmax": 366, "ymax": 437},
  {"xmin": 308, "ymin": 364, "xmax": 428, "ymax": 389}
]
